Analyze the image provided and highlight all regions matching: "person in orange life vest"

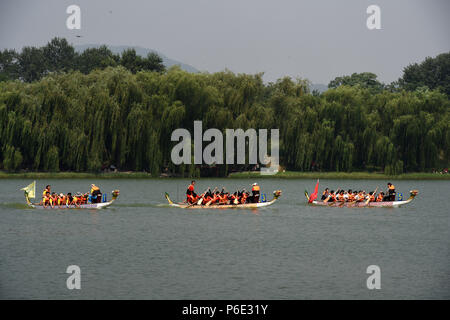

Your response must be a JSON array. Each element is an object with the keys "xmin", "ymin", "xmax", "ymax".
[
  {"xmin": 218, "ymin": 188, "xmax": 229, "ymax": 204},
  {"xmin": 357, "ymin": 190, "xmax": 365, "ymax": 202},
  {"xmin": 324, "ymin": 190, "xmax": 335, "ymax": 203},
  {"xmin": 73, "ymin": 193, "xmax": 83, "ymax": 205},
  {"xmin": 50, "ymin": 192, "xmax": 58, "ymax": 206},
  {"xmin": 186, "ymin": 180, "xmax": 197, "ymax": 203},
  {"xmin": 251, "ymin": 183, "xmax": 261, "ymax": 203},
  {"xmin": 240, "ymin": 190, "xmax": 249, "ymax": 204},
  {"xmin": 347, "ymin": 189, "xmax": 355, "ymax": 202},
  {"xmin": 368, "ymin": 192, "xmax": 375, "ymax": 202},
  {"xmin": 58, "ymin": 193, "xmax": 66, "ymax": 206},
  {"xmin": 200, "ymin": 188, "xmax": 212, "ymax": 205},
  {"xmin": 387, "ymin": 183, "xmax": 396, "ymax": 201},
  {"xmin": 321, "ymin": 188, "xmax": 330, "ymax": 200},
  {"xmin": 336, "ymin": 190, "xmax": 345, "ymax": 202},
  {"xmin": 230, "ymin": 191, "xmax": 239, "ymax": 205},
  {"xmin": 43, "ymin": 192, "xmax": 51, "ymax": 207},
  {"xmin": 376, "ymin": 192, "xmax": 384, "ymax": 202},
  {"xmin": 208, "ymin": 191, "xmax": 220, "ymax": 204}
]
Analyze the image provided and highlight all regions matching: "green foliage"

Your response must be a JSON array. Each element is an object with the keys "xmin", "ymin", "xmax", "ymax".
[
  {"xmin": 399, "ymin": 52, "xmax": 450, "ymax": 96},
  {"xmin": 0, "ymin": 37, "xmax": 165, "ymax": 83},
  {"xmin": 0, "ymin": 49, "xmax": 20, "ymax": 81},
  {"xmin": 328, "ymin": 72, "xmax": 384, "ymax": 92},
  {"xmin": 0, "ymin": 55, "xmax": 448, "ymax": 176}
]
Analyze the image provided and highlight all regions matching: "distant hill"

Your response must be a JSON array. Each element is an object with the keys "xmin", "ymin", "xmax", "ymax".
[
  {"xmin": 74, "ymin": 44, "xmax": 198, "ymax": 73},
  {"xmin": 309, "ymin": 83, "xmax": 328, "ymax": 93}
]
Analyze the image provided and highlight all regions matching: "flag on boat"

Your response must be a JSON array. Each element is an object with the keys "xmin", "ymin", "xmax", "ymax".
[
  {"xmin": 308, "ymin": 179, "xmax": 319, "ymax": 203},
  {"xmin": 21, "ymin": 181, "xmax": 36, "ymax": 198}
]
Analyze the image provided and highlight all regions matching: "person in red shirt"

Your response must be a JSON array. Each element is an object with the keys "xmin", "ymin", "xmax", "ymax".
[{"xmin": 186, "ymin": 180, "xmax": 197, "ymax": 204}]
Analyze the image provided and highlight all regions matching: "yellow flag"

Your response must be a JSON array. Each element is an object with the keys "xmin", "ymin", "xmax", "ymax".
[{"xmin": 21, "ymin": 181, "xmax": 36, "ymax": 198}]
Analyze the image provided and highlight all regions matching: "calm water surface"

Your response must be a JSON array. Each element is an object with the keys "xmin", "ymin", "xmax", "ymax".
[{"xmin": 0, "ymin": 178, "xmax": 449, "ymax": 299}]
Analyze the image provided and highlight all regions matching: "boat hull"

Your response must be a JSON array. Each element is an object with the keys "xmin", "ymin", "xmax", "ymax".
[
  {"xmin": 165, "ymin": 191, "xmax": 281, "ymax": 209},
  {"xmin": 28, "ymin": 201, "xmax": 115, "ymax": 209},
  {"xmin": 24, "ymin": 189, "xmax": 120, "ymax": 210},
  {"xmin": 309, "ymin": 200, "xmax": 413, "ymax": 208}
]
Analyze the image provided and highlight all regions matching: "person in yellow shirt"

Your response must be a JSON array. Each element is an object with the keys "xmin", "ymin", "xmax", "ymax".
[
  {"xmin": 90, "ymin": 184, "xmax": 101, "ymax": 203},
  {"xmin": 42, "ymin": 185, "xmax": 51, "ymax": 201},
  {"xmin": 251, "ymin": 183, "xmax": 261, "ymax": 203},
  {"xmin": 387, "ymin": 183, "xmax": 396, "ymax": 201}
]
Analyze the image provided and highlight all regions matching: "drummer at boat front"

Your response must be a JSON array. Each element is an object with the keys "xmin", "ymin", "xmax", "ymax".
[
  {"xmin": 251, "ymin": 183, "xmax": 260, "ymax": 203},
  {"xmin": 186, "ymin": 180, "xmax": 197, "ymax": 203},
  {"xmin": 387, "ymin": 183, "xmax": 396, "ymax": 201}
]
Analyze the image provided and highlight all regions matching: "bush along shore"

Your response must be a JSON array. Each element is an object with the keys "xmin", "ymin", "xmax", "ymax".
[{"xmin": 1, "ymin": 171, "xmax": 449, "ymax": 180}]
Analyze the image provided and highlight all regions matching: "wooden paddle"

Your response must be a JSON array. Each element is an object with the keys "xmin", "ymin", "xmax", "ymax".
[
  {"xmin": 364, "ymin": 187, "xmax": 378, "ymax": 207},
  {"xmin": 196, "ymin": 188, "xmax": 209, "ymax": 205},
  {"xmin": 205, "ymin": 187, "xmax": 218, "ymax": 207}
]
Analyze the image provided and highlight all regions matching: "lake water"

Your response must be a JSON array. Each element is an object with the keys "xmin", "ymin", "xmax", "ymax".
[{"xmin": 0, "ymin": 178, "xmax": 449, "ymax": 299}]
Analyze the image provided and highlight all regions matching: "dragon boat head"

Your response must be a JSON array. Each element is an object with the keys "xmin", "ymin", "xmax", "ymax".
[
  {"xmin": 409, "ymin": 190, "xmax": 419, "ymax": 198},
  {"xmin": 273, "ymin": 190, "xmax": 282, "ymax": 199},
  {"xmin": 111, "ymin": 190, "xmax": 120, "ymax": 200}
]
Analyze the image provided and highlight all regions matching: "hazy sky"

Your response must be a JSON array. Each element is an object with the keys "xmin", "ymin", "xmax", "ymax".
[{"xmin": 1, "ymin": 0, "xmax": 449, "ymax": 84}]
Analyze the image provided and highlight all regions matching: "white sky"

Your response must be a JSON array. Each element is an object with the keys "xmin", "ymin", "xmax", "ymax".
[{"xmin": 1, "ymin": 0, "xmax": 449, "ymax": 84}]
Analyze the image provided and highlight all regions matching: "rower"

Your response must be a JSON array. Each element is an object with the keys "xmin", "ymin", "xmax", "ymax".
[
  {"xmin": 67, "ymin": 193, "xmax": 74, "ymax": 205},
  {"xmin": 43, "ymin": 191, "xmax": 51, "ymax": 207},
  {"xmin": 376, "ymin": 192, "xmax": 384, "ymax": 202},
  {"xmin": 240, "ymin": 190, "xmax": 249, "ymax": 204},
  {"xmin": 324, "ymin": 190, "xmax": 336, "ymax": 203},
  {"xmin": 218, "ymin": 189, "xmax": 228, "ymax": 205},
  {"xmin": 387, "ymin": 183, "xmax": 396, "ymax": 201},
  {"xmin": 51, "ymin": 192, "xmax": 58, "ymax": 206},
  {"xmin": 347, "ymin": 189, "xmax": 355, "ymax": 202},
  {"xmin": 321, "ymin": 188, "xmax": 329, "ymax": 200},
  {"xmin": 368, "ymin": 192, "xmax": 375, "ymax": 202},
  {"xmin": 251, "ymin": 183, "xmax": 260, "ymax": 203},
  {"xmin": 58, "ymin": 193, "xmax": 66, "ymax": 206},
  {"xmin": 211, "ymin": 191, "xmax": 220, "ymax": 204},
  {"xmin": 356, "ymin": 191, "xmax": 364, "ymax": 202},
  {"xmin": 337, "ymin": 190, "xmax": 345, "ymax": 202},
  {"xmin": 42, "ymin": 185, "xmax": 51, "ymax": 202}
]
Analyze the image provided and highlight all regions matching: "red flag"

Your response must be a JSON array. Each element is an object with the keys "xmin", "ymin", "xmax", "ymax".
[{"xmin": 308, "ymin": 179, "xmax": 319, "ymax": 203}]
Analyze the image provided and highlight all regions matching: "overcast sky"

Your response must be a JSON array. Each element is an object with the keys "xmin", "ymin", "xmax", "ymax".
[{"xmin": 1, "ymin": 0, "xmax": 449, "ymax": 84}]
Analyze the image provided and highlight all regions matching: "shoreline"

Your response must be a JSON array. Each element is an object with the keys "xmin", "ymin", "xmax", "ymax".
[{"xmin": 1, "ymin": 171, "xmax": 449, "ymax": 180}]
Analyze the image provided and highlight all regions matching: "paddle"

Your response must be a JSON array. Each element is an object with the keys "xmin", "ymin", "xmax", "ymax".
[
  {"xmin": 195, "ymin": 188, "xmax": 209, "ymax": 206},
  {"xmin": 327, "ymin": 186, "xmax": 340, "ymax": 206},
  {"xmin": 364, "ymin": 187, "xmax": 378, "ymax": 207},
  {"xmin": 205, "ymin": 187, "xmax": 218, "ymax": 207}
]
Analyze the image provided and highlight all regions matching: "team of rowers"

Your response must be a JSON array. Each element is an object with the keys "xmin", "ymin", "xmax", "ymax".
[
  {"xmin": 186, "ymin": 180, "xmax": 261, "ymax": 205},
  {"xmin": 40, "ymin": 184, "xmax": 103, "ymax": 208},
  {"xmin": 320, "ymin": 183, "xmax": 396, "ymax": 203}
]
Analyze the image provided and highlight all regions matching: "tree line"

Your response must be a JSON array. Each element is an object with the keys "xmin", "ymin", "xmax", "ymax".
[
  {"xmin": 0, "ymin": 37, "xmax": 165, "ymax": 82},
  {"xmin": 0, "ymin": 39, "xmax": 449, "ymax": 176}
]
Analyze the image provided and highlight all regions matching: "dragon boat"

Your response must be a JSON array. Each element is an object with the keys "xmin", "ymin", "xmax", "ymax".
[
  {"xmin": 165, "ymin": 190, "xmax": 282, "ymax": 209},
  {"xmin": 22, "ymin": 181, "xmax": 120, "ymax": 209},
  {"xmin": 305, "ymin": 188, "xmax": 418, "ymax": 208}
]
